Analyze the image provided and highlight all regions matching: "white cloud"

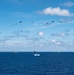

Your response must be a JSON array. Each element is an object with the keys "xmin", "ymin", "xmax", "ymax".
[
  {"xmin": 38, "ymin": 32, "xmax": 44, "ymax": 36},
  {"xmin": 61, "ymin": 2, "xmax": 74, "ymax": 7},
  {"xmin": 56, "ymin": 42, "xmax": 61, "ymax": 45},
  {"xmin": 51, "ymin": 32, "xmax": 70, "ymax": 37},
  {"xmin": 5, "ymin": 41, "xmax": 22, "ymax": 46},
  {"xmin": 51, "ymin": 40, "xmax": 56, "ymax": 43},
  {"xmin": 60, "ymin": 33, "xmax": 65, "ymax": 36},
  {"xmin": 51, "ymin": 40, "xmax": 62, "ymax": 45},
  {"xmin": 37, "ymin": 7, "xmax": 72, "ymax": 16}
]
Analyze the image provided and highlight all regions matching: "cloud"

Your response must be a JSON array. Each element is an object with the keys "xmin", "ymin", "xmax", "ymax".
[
  {"xmin": 56, "ymin": 42, "xmax": 61, "ymax": 45},
  {"xmin": 51, "ymin": 33, "xmax": 70, "ymax": 37},
  {"xmin": 51, "ymin": 40, "xmax": 56, "ymax": 43},
  {"xmin": 5, "ymin": 40, "xmax": 23, "ymax": 46},
  {"xmin": 0, "ymin": 38, "xmax": 11, "ymax": 46},
  {"xmin": 61, "ymin": 2, "xmax": 74, "ymax": 7},
  {"xmin": 0, "ymin": 39, "xmax": 27, "ymax": 47},
  {"xmin": 48, "ymin": 40, "xmax": 67, "ymax": 51},
  {"xmin": 37, "ymin": 7, "xmax": 72, "ymax": 16},
  {"xmin": 60, "ymin": 33, "xmax": 65, "ymax": 36},
  {"xmin": 0, "ymin": 38, "xmax": 11, "ymax": 43},
  {"xmin": 38, "ymin": 32, "xmax": 44, "ymax": 36},
  {"xmin": 50, "ymin": 39, "xmax": 65, "ymax": 45},
  {"xmin": 69, "ymin": 41, "xmax": 74, "ymax": 45}
]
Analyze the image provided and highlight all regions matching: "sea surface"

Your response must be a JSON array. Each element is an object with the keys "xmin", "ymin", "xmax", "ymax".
[{"xmin": 0, "ymin": 52, "xmax": 74, "ymax": 75}]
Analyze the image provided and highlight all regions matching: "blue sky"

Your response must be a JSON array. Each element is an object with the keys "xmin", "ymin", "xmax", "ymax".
[{"xmin": 0, "ymin": 0, "xmax": 74, "ymax": 52}]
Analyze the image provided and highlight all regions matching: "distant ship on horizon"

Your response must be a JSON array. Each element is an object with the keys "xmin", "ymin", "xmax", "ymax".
[{"xmin": 33, "ymin": 51, "xmax": 40, "ymax": 56}]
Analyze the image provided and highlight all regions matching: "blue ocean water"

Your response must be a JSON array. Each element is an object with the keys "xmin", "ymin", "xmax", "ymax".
[{"xmin": 0, "ymin": 52, "xmax": 74, "ymax": 75}]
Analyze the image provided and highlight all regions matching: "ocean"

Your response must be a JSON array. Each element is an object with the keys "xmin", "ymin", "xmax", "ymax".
[{"xmin": 0, "ymin": 52, "xmax": 74, "ymax": 75}]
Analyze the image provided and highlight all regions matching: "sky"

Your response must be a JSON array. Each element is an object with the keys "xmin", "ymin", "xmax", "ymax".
[{"xmin": 0, "ymin": 0, "xmax": 74, "ymax": 52}]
